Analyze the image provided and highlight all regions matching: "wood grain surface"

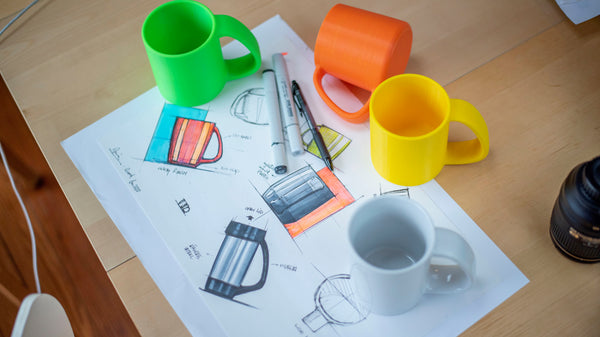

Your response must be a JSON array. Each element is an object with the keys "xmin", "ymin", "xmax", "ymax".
[{"xmin": 0, "ymin": 75, "xmax": 140, "ymax": 336}]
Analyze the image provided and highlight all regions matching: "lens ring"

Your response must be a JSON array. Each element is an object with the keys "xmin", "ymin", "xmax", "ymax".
[{"xmin": 581, "ymin": 157, "xmax": 600, "ymax": 202}]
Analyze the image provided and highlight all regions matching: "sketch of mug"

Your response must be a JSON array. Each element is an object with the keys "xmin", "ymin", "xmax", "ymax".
[
  {"xmin": 262, "ymin": 166, "xmax": 334, "ymax": 224},
  {"xmin": 302, "ymin": 274, "xmax": 369, "ymax": 332},
  {"xmin": 205, "ymin": 221, "xmax": 269, "ymax": 300},
  {"xmin": 168, "ymin": 117, "xmax": 223, "ymax": 167},
  {"xmin": 230, "ymin": 87, "xmax": 267, "ymax": 125}
]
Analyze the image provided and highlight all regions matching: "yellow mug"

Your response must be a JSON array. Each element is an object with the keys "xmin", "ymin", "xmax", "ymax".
[{"xmin": 370, "ymin": 74, "xmax": 489, "ymax": 186}]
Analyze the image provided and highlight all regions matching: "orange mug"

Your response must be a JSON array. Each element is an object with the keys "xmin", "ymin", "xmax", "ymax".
[
  {"xmin": 313, "ymin": 4, "xmax": 412, "ymax": 123},
  {"xmin": 168, "ymin": 117, "xmax": 223, "ymax": 167}
]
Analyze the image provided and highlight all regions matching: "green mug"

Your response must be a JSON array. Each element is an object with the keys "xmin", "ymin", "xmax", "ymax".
[{"xmin": 142, "ymin": 0, "xmax": 261, "ymax": 107}]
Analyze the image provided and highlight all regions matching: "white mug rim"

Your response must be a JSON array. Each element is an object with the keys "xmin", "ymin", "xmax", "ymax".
[{"xmin": 347, "ymin": 195, "xmax": 435, "ymax": 275}]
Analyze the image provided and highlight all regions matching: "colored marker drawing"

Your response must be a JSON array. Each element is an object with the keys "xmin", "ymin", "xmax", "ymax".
[
  {"xmin": 145, "ymin": 104, "xmax": 222, "ymax": 167},
  {"xmin": 262, "ymin": 166, "xmax": 354, "ymax": 238},
  {"xmin": 203, "ymin": 220, "xmax": 269, "ymax": 305},
  {"xmin": 302, "ymin": 125, "xmax": 351, "ymax": 161}
]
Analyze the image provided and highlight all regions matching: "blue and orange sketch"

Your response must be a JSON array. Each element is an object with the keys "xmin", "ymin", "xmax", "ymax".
[
  {"xmin": 262, "ymin": 166, "xmax": 354, "ymax": 238},
  {"xmin": 145, "ymin": 104, "xmax": 222, "ymax": 167}
]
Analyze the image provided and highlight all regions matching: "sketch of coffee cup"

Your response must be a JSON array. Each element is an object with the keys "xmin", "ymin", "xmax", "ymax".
[
  {"xmin": 302, "ymin": 274, "xmax": 369, "ymax": 332},
  {"xmin": 168, "ymin": 117, "xmax": 222, "ymax": 167},
  {"xmin": 230, "ymin": 87, "xmax": 267, "ymax": 125}
]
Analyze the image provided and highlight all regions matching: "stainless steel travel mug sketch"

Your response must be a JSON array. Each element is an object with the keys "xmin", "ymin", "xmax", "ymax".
[{"xmin": 205, "ymin": 221, "xmax": 269, "ymax": 299}]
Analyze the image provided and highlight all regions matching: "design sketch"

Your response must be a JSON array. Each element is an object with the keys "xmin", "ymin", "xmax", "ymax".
[
  {"xmin": 302, "ymin": 274, "xmax": 369, "ymax": 332},
  {"xmin": 262, "ymin": 166, "xmax": 354, "ymax": 238},
  {"xmin": 168, "ymin": 117, "xmax": 222, "ymax": 167},
  {"xmin": 380, "ymin": 187, "xmax": 410, "ymax": 198},
  {"xmin": 230, "ymin": 88, "xmax": 267, "ymax": 125},
  {"xmin": 146, "ymin": 104, "xmax": 222, "ymax": 167},
  {"xmin": 301, "ymin": 125, "xmax": 351, "ymax": 161},
  {"xmin": 205, "ymin": 221, "xmax": 269, "ymax": 300}
]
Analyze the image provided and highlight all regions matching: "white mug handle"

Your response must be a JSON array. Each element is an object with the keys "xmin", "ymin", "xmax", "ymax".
[{"xmin": 425, "ymin": 228, "xmax": 475, "ymax": 294}]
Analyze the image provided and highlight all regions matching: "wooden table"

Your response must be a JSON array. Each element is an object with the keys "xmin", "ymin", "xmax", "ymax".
[{"xmin": 1, "ymin": 0, "xmax": 599, "ymax": 336}]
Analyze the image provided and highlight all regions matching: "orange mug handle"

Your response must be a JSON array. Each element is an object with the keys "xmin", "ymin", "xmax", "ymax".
[
  {"xmin": 313, "ymin": 66, "xmax": 370, "ymax": 123},
  {"xmin": 197, "ymin": 125, "xmax": 223, "ymax": 164}
]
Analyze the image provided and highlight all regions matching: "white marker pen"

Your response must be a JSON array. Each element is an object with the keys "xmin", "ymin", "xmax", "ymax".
[
  {"xmin": 262, "ymin": 69, "xmax": 287, "ymax": 174},
  {"xmin": 272, "ymin": 53, "xmax": 304, "ymax": 156}
]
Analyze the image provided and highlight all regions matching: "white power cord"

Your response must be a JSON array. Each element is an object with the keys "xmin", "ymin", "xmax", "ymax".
[
  {"xmin": 0, "ymin": 0, "xmax": 39, "ymax": 37},
  {"xmin": 0, "ymin": 142, "xmax": 41, "ymax": 294}
]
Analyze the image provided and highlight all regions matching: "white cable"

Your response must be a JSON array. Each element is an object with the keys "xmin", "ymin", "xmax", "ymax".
[
  {"xmin": 0, "ymin": 0, "xmax": 39, "ymax": 37},
  {"xmin": 0, "ymin": 142, "xmax": 41, "ymax": 293}
]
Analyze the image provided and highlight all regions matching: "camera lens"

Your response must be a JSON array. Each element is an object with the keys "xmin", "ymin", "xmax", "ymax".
[{"xmin": 550, "ymin": 156, "xmax": 600, "ymax": 263}]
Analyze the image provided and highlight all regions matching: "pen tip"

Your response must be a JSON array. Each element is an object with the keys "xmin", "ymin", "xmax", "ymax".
[{"xmin": 326, "ymin": 158, "xmax": 334, "ymax": 171}]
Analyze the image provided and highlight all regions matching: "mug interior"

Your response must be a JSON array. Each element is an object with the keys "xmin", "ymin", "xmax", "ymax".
[
  {"xmin": 349, "ymin": 197, "xmax": 433, "ymax": 271},
  {"xmin": 371, "ymin": 75, "xmax": 449, "ymax": 138},
  {"xmin": 143, "ymin": 2, "xmax": 213, "ymax": 55}
]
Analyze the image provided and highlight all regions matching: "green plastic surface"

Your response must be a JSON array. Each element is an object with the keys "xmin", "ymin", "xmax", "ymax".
[{"xmin": 142, "ymin": 0, "xmax": 261, "ymax": 107}]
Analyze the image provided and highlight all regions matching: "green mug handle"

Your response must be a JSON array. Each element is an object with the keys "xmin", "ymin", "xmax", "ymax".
[{"xmin": 214, "ymin": 15, "xmax": 261, "ymax": 81}]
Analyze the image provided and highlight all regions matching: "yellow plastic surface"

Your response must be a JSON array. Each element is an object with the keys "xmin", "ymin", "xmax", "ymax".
[{"xmin": 370, "ymin": 74, "xmax": 489, "ymax": 186}]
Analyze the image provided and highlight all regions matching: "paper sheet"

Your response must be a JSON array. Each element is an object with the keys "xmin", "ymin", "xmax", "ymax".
[
  {"xmin": 555, "ymin": 0, "xmax": 600, "ymax": 24},
  {"xmin": 62, "ymin": 16, "xmax": 528, "ymax": 337}
]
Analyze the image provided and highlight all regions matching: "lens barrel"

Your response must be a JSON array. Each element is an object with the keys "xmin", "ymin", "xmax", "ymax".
[{"xmin": 550, "ymin": 156, "xmax": 600, "ymax": 263}]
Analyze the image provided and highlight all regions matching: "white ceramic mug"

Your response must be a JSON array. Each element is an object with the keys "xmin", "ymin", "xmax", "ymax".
[{"xmin": 347, "ymin": 195, "xmax": 475, "ymax": 315}]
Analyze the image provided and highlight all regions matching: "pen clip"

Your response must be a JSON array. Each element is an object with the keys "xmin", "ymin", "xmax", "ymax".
[{"xmin": 291, "ymin": 81, "xmax": 305, "ymax": 118}]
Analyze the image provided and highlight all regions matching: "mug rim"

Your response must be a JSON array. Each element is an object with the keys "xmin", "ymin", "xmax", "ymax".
[
  {"xmin": 370, "ymin": 74, "xmax": 450, "ymax": 140},
  {"xmin": 347, "ymin": 195, "xmax": 435, "ymax": 275},
  {"xmin": 142, "ymin": 0, "xmax": 216, "ymax": 58}
]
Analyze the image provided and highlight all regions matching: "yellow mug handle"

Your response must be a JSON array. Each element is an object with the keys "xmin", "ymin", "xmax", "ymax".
[{"xmin": 446, "ymin": 99, "xmax": 490, "ymax": 165}]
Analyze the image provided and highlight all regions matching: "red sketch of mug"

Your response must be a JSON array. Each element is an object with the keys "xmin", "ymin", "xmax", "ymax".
[{"xmin": 168, "ymin": 117, "xmax": 223, "ymax": 167}]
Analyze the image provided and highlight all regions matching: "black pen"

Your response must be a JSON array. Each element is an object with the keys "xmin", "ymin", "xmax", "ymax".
[{"xmin": 291, "ymin": 80, "xmax": 334, "ymax": 171}]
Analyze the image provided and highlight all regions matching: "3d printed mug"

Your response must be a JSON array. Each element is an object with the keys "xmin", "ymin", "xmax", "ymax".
[
  {"xmin": 370, "ymin": 74, "xmax": 489, "ymax": 186},
  {"xmin": 313, "ymin": 4, "xmax": 412, "ymax": 123},
  {"xmin": 348, "ymin": 195, "xmax": 476, "ymax": 315},
  {"xmin": 142, "ymin": 0, "xmax": 261, "ymax": 107},
  {"xmin": 168, "ymin": 117, "xmax": 222, "ymax": 167}
]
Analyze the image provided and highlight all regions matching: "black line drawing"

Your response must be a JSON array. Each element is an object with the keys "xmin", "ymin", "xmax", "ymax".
[
  {"xmin": 380, "ymin": 187, "xmax": 410, "ymax": 198},
  {"xmin": 204, "ymin": 220, "xmax": 269, "ymax": 300},
  {"xmin": 302, "ymin": 274, "xmax": 369, "ymax": 332},
  {"xmin": 230, "ymin": 88, "xmax": 267, "ymax": 125},
  {"xmin": 176, "ymin": 198, "xmax": 191, "ymax": 215}
]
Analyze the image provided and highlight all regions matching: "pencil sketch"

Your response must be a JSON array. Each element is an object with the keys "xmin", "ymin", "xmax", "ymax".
[
  {"xmin": 145, "ymin": 103, "xmax": 223, "ymax": 168},
  {"xmin": 204, "ymin": 220, "xmax": 269, "ymax": 301},
  {"xmin": 230, "ymin": 87, "xmax": 268, "ymax": 125},
  {"xmin": 301, "ymin": 125, "xmax": 351, "ymax": 161},
  {"xmin": 302, "ymin": 274, "xmax": 369, "ymax": 332},
  {"xmin": 261, "ymin": 166, "xmax": 354, "ymax": 238},
  {"xmin": 380, "ymin": 187, "xmax": 410, "ymax": 198}
]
